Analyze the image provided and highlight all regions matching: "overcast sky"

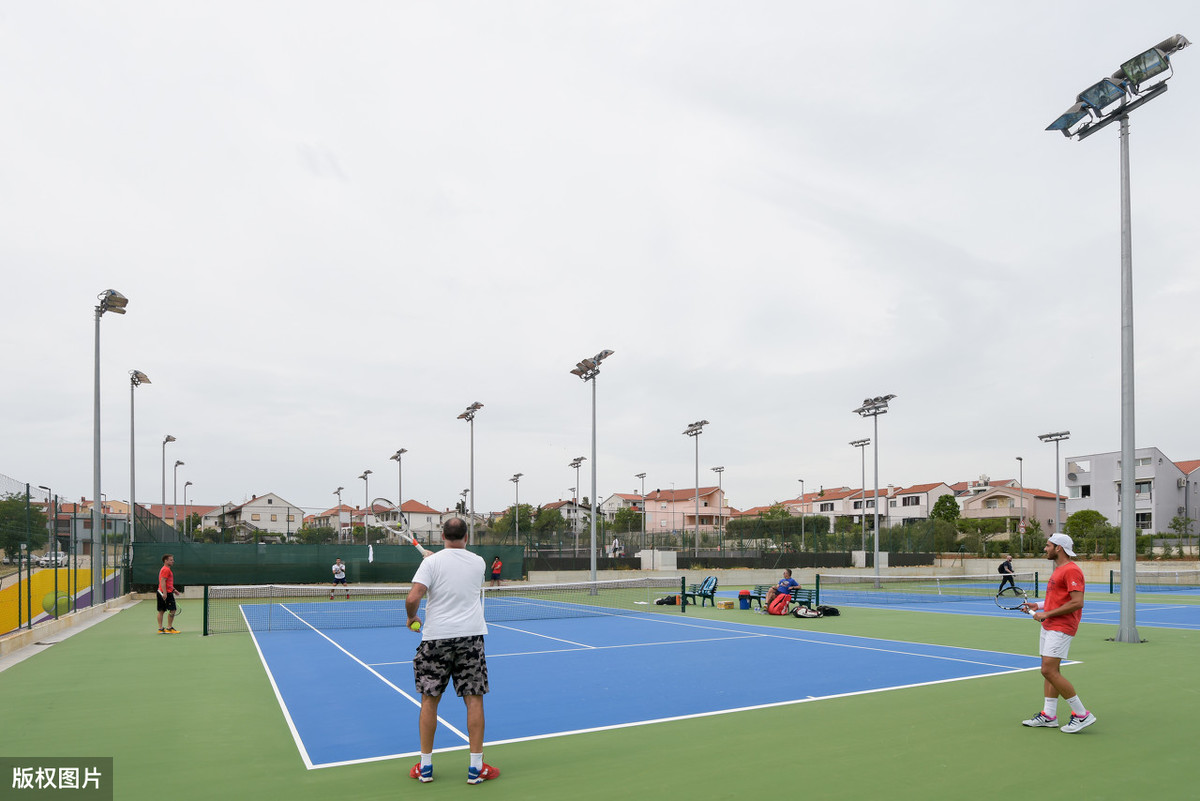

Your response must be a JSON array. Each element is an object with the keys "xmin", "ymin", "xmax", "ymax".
[{"xmin": 3, "ymin": 2, "xmax": 1199, "ymax": 519}]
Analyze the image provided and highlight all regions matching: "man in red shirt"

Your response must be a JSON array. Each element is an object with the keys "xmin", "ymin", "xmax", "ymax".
[
  {"xmin": 157, "ymin": 554, "xmax": 180, "ymax": 634},
  {"xmin": 1020, "ymin": 534, "xmax": 1096, "ymax": 733}
]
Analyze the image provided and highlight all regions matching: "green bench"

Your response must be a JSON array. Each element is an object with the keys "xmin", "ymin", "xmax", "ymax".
[
  {"xmin": 748, "ymin": 584, "xmax": 817, "ymax": 611},
  {"xmin": 683, "ymin": 576, "xmax": 719, "ymax": 607}
]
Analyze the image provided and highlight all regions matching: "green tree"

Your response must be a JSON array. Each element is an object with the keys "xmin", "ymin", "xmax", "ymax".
[
  {"xmin": 930, "ymin": 494, "xmax": 960, "ymax": 523},
  {"xmin": 1064, "ymin": 509, "xmax": 1119, "ymax": 556},
  {"xmin": 760, "ymin": 503, "xmax": 793, "ymax": 521},
  {"xmin": 533, "ymin": 507, "xmax": 566, "ymax": 534},
  {"xmin": 611, "ymin": 506, "xmax": 641, "ymax": 534},
  {"xmin": 0, "ymin": 493, "xmax": 49, "ymax": 559},
  {"xmin": 1168, "ymin": 514, "xmax": 1194, "ymax": 544},
  {"xmin": 492, "ymin": 504, "xmax": 534, "ymax": 537}
]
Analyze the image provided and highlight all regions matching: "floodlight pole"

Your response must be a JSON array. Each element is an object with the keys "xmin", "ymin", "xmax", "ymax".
[
  {"xmin": 570, "ymin": 351, "xmax": 613, "ymax": 584},
  {"xmin": 1017, "ymin": 456, "xmax": 1026, "ymax": 553},
  {"xmin": 683, "ymin": 420, "xmax": 709, "ymax": 557},
  {"xmin": 1038, "ymin": 432, "xmax": 1070, "ymax": 536},
  {"xmin": 1045, "ymin": 34, "xmax": 1192, "ymax": 647},
  {"xmin": 510, "ymin": 473, "xmax": 522, "ymax": 543},
  {"xmin": 636, "ymin": 472, "xmax": 647, "ymax": 554},
  {"xmin": 854, "ymin": 396, "xmax": 896, "ymax": 584},
  {"xmin": 391, "ymin": 449, "xmax": 407, "ymax": 534},
  {"xmin": 797, "ymin": 479, "xmax": 805, "ymax": 552},
  {"xmin": 457, "ymin": 403, "xmax": 483, "ymax": 544},
  {"xmin": 851, "ymin": 439, "xmax": 870, "ymax": 553},
  {"xmin": 129, "ymin": 371, "xmax": 150, "ymax": 553},
  {"xmin": 93, "ymin": 289, "xmax": 127, "ymax": 605},
  {"xmin": 711, "ymin": 467, "xmax": 724, "ymax": 551}
]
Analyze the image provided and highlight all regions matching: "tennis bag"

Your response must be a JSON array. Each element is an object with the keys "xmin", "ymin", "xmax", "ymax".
[
  {"xmin": 767, "ymin": 593, "xmax": 791, "ymax": 615},
  {"xmin": 655, "ymin": 595, "xmax": 679, "ymax": 606},
  {"xmin": 792, "ymin": 605, "xmax": 822, "ymax": 618},
  {"xmin": 816, "ymin": 605, "xmax": 840, "ymax": 616}
]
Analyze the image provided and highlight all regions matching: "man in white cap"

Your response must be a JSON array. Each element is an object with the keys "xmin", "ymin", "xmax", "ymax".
[{"xmin": 1020, "ymin": 533, "xmax": 1097, "ymax": 733}]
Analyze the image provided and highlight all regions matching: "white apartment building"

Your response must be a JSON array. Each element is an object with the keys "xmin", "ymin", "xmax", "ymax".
[{"xmin": 1064, "ymin": 447, "xmax": 1200, "ymax": 532}]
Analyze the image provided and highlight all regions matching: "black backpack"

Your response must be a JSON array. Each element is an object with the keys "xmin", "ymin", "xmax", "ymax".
[{"xmin": 816, "ymin": 605, "xmax": 840, "ymax": 616}]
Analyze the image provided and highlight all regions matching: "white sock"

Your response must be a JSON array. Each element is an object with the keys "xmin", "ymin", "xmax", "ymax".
[
  {"xmin": 470, "ymin": 753, "xmax": 483, "ymax": 771},
  {"xmin": 1065, "ymin": 695, "xmax": 1087, "ymax": 716},
  {"xmin": 420, "ymin": 753, "xmax": 432, "ymax": 768},
  {"xmin": 1043, "ymin": 697, "xmax": 1058, "ymax": 717}
]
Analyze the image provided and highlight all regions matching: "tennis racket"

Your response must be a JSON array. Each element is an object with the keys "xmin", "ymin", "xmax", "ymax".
[
  {"xmin": 377, "ymin": 521, "xmax": 433, "ymax": 557},
  {"xmin": 994, "ymin": 586, "xmax": 1035, "ymax": 616}
]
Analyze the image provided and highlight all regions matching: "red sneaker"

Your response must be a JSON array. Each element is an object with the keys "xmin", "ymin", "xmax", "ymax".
[{"xmin": 467, "ymin": 764, "xmax": 499, "ymax": 784}]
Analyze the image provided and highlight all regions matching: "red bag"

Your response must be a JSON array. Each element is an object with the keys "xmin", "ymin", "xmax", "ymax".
[{"xmin": 767, "ymin": 593, "xmax": 790, "ymax": 615}]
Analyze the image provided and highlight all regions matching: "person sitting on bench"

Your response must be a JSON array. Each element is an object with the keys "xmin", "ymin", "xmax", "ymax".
[{"xmin": 763, "ymin": 569, "xmax": 799, "ymax": 611}]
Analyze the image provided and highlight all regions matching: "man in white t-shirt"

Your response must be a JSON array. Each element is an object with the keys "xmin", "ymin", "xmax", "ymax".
[
  {"xmin": 405, "ymin": 517, "xmax": 499, "ymax": 785},
  {"xmin": 330, "ymin": 558, "xmax": 348, "ymax": 600}
]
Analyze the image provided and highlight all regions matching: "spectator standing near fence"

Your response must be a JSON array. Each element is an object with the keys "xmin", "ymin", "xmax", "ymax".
[
  {"xmin": 157, "ymin": 554, "xmax": 179, "ymax": 634},
  {"xmin": 1020, "ymin": 534, "xmax": 1097, "ymax": 733},
  {"xmin": 405, "ymin": 517, "xmax": 500, "ymax": 784}
]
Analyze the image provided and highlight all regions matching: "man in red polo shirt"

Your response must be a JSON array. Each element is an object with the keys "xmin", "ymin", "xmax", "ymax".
[
  {"xmin": 1020, "ymin": 534, "xmax": 1096, "ymax": 733},
  {"xmin": 157, "ymin": 554, "xmax": 180, "ymax": 634}
]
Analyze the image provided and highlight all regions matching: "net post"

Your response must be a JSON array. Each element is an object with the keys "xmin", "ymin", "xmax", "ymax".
[
  {"xmin": 680, "ymin": 576, "xmax": 687, "ymax": 614},
  {"xmin": 1035, "ymin": 572, "xmax": 1039, "ymax": 599},
  {"xmin": 202, "ymin": 585, "xmax": 210, "ymax": 636},
  {"xmin": 815, "ymin": 573, "xmax": 820, "ymax": 607},
  {"xmin": 1109, "ymin": 569, "xmax": 1115, "ymax": 594}
]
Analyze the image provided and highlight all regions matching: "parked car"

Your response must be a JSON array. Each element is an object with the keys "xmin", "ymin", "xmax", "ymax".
[{"xmin": 38, "ymin": 552, "xmax": 70, "ymax": 568}]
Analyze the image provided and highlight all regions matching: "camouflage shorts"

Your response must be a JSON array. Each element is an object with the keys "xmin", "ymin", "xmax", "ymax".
[{"xmin": 413, "ymin": 635, "xmax": 489, "ymax": 698}]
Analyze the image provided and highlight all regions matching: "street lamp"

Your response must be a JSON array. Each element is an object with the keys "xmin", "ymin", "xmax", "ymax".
[
  {"xmin": 1046, "ymin": 35, "xmax": 1189, "ymax": 645},
  {"xmin": 457, "ymin": 402, "xmax": 484, "ymax": 545},
  {"xmin": 570, "ymin": 349, "xmax": 614, "ymax": 584},
  {"xmin": 1038, "ymin": 432, "xmax": 1070, "ymax": 536},
  {"xmin": 510, "ymin": 473, "xmax": 523, "ymax": 543},
  {"xmin": 129, "ymin": 371, "xmax": 150, "ymax": 555},
  {"xmin": 1017, "ymin": 456, "xmax": 1026, "ymax": 554},
  {"xmin": 853, "ymin": 394, "xmax": 896, "ymax": 581},
  {"xmin": 797, "ymin": 479, "xmax": 806, "ymax": 553},
  {"xmin": 161, "ymin": 434, "xmax": 175, "ymax": 523},
  {"xmin": 183, "ymin": 481, "xmax": 193, "ymax": 538},
  {"xmin": 850, "ymin": 439, "xmax": 870, "ymax": 553},
  {"xmin": 359, "ymin": 470, "xmax": 372, "ymax": 543},
  {"xmin": 460, "ymin": 489, "xmax": 469, "ymax": 523},
  {"xmin": 683, "ymin": 419, "xmax": 709, "ymax": 557},
  {"xmin": 711, "ymin": 467, "xmax": 724, "ymax": 550},
  {"xmin": 635, "ymin": 472, "xmax": 647, "ymax": 553},
  {"xmin": 333, "ymin": 486, "xmax": 345, "ymax": 543},
  {"xmin": 93, "ymin": 288, "xmax": 127, "ymax": 605},
  {"xmin": 569, "ymin": 457, "xmax": 586, "ymax": 536},
  {"xmin": 390, "ymin": 449, "xmax": 407, "ymax": 531},
  {"xmin": 172, "ymin": 460, "xmax": 184, "ymax": 533}
]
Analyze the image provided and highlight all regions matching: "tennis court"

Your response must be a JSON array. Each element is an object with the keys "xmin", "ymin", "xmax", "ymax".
[{"xmin": 246, "ymin": 600, "xmax": 1045, "ymax": 768}]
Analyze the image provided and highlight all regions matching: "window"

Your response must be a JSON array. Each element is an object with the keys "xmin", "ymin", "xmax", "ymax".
[
  {"xmin": 267, "ymin": 497, "xmax": 273, "ymax": 504},
  {"xmin": 1135, "ymin": 512, "xmax": 1152, "ymax": 530},
  {"xmin": 985, "ymin": 499, "xmax": 999, "ymax": 509},
  {"xmin": 251, "ymin": 513, "xmax": 261, "ymax": 521},
  {"xmin": 853, "ymin": 501, "xmax": 863, "ymax": 510},
  {"xmin": 866, "ymin": 500, "xmax": 875, "ymax": 509},
  {"xmin": 902, "ymin": 496, "xmax": 920, "ymax": 507},
  {"xmin": 820, "ymin": 502, "xmax": 833, "ymax": 512},
  {"xmin": 660, "ymin": 503, "xmax": 667, "ymax": 510},
  {"xmin": 270, "ymin": 514, "xmax": 278, "ymax": 522},
  {"xmin": 287, "ymin": 515, "xmax": 295, "ymax": 522},
  {"xmin": 889, "ymin": 500, "xmax": 897, "ymax": 507}
]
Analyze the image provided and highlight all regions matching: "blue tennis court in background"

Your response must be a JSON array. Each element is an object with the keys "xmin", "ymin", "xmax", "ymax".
[{"xmin": 246, "ymin": 607, "xmax": 1046, "ymax": 769}]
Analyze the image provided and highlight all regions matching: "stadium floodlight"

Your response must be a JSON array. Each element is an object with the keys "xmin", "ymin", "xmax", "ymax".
[
  {"xmin": 569, "ymin": 456, "xmax": 587, "ymax": 539},
  {"xmin": 93, "ymin": 289, "xmax": 128, "ymax": 604},
  {"xmin": 129, "ymin": 371, "xmax": 151, "ymax": 550},
  {"xmin": 571, "ymin": 350, "xmax": 614, "ymax": 584},
  {"xmin": 183, "ymin": 481, "xmax": 193, "ymax": 538},
  {"xmin": 682, "ymin": 420, "xmax": 709, "ymax": 557},
  {"xmin": 636, "ymin": 472, "xmax": 647, "ymax": 553},
  {"xmin": 853, "ymin": 395, "xmax": 896, "ymax": 582},
  {"xmin": 359, "ymin": 470, "xmax": 373, "ymax": 537},
  {"xmin": 390, "ymin": 449, "xmax": 407, "ymax": 531},
  {"xmin": 1037, "ymin": 432, "xmax": 1070, "ymax": 536},
  {"xmin": 1047, "ymin": 34, "xmax": 1189, "ymax": 646},
  {"xmin": 711, "ymin": 467, "xmax": 725, "ymax": 547},
  {"xmin": 173, "ymin": 460, "xmax": 185, "ymax": 532},
  {"xmin": 334, "ymin": 486, "xmax": 346, "ymax": 542},
  {"xmin": 162, "ymin": 435, "xmax": 175, "ymax": 529},
  {"xmin": 850, "ymin": 439, "xmax": 870, "ymax": 553},
  {"xmin": 510, "ymin": 473, "xmax": 523, "ymax": 542},
  {"xmin": 457, "ymin": 403, "xmax": 484, "ymax": 544}
]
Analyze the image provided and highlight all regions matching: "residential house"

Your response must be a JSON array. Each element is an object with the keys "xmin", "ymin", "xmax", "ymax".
[
  {"xmin": 209, "ymin": 493, "xmax": 303, "ymax": 539},
  {"xmin": 1064, "ymin": 447, "xmax": 1200, "ymax": 533},
  {"xmin": 642, "ymin": 486, "xmax": 725, "ymax": 533}
]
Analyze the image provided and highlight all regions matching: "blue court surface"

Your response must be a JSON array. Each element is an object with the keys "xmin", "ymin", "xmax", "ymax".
[{"xmin": 246, "ymin": 608, "xmax": 1046, "ymax": 769}]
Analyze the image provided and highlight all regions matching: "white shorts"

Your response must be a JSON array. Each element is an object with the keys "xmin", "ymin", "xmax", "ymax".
[{"xmin": 1039, "ymin": 628, "xmax": 1074, "ymax": 659}]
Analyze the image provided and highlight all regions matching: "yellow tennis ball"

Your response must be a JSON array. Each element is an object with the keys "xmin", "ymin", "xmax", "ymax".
[{"xmin": 409, "ymin": 620, "xmax": 422, "ymax": 632}]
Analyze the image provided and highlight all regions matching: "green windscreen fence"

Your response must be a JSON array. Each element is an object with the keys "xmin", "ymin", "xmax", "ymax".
[{"xmin": 132, "ymin": 542, "xmax": 525, "ymax": 587}]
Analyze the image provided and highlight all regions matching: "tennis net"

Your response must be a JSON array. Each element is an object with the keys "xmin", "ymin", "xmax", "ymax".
[
  {"xmin": 1109, "ymin": 568, "xmax": 1200, "ymax": 593},
  {"xmin": 815, "ymin": 571, "xmax": 1039, "ymax": 605},
  {"xmin": 203, "ymin": 577, "xmax": 683, "ymax": 634}
]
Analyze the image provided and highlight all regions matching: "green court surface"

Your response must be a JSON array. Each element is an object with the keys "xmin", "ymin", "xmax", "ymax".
[{"xmin": 0, "ymin": 596, "xmax": 1195, "ymax": 800}]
